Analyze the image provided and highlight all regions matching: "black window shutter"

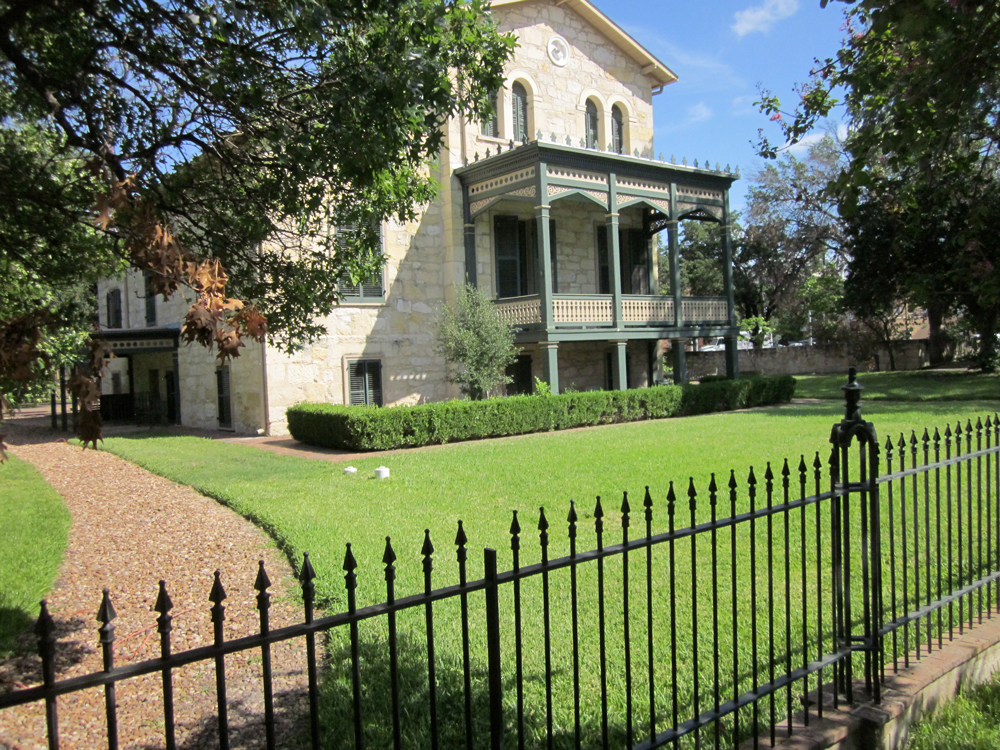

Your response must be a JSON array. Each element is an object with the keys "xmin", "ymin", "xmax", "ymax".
[
  {"xmin": 629, "ymin": 228, "xmax": 650, "ymax": 294},
  {"xmin": 548, "ymin": 219, "xmax": 558, "ymax": 292},
  {"xmin": 596, "ymin": 226, "xmax": 610, "ymax": 294},
  {"xmin": 482, "ymin": 90, "xmax": 499, "ymax": 137},
  {"xmin": 611, "ymin": 106, "xmax": 624, "ymax": 154},
  {"xmin": 494, "ymin": 215, "xmax": 521, "ymax": 298},
  {"xmin": 366, "ymin": 361, "xmax": 382, "ymax": 406},
  {"xmin": 512, "ymin": 83, "xmax": 528, "ymax": 143},
  {"xmin": 349, "ymin": 361, "xmax": 366, "ymax": 405},
  {"xmin": 106, "ymin": 289, "xmax": 122, "ymax": 328},
  {"xmin": 585, "ymin": 100, "xmax": 599, "ymax": 149}
]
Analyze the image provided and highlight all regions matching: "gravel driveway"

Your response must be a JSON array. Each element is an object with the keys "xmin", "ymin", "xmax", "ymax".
[{"xmin": 0, "ymin": 417, "xmax": 309, "ymax": 749}]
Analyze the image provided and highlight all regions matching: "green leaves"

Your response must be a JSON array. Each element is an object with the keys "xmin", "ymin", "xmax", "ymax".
[{"xmin": 0, "ymin": 0, "xmax": 514, "ymax": 350}]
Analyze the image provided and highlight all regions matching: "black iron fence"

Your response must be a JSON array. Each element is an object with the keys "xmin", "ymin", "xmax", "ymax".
[{"xmin": 2, "ymin": 369, "xmax": 999, "ymax": 750}]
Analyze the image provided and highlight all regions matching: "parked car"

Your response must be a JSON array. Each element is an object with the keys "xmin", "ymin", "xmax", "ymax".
[{"xmin": 700, "ymin": 335, "xmax": 754, "ymax": 352}]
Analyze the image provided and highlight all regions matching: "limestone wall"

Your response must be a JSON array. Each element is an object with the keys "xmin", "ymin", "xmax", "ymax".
[
  {"xmin": 457, "ymin": 1, "xmax": 656, "ymax": 159},
  {"xmin": 686, "ymin": 340, "xmax": 931, "ymax": 380}
]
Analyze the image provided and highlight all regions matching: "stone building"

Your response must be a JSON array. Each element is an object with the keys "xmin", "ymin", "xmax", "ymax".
[{"xmin": 95, "ymin": 0, "xmax": 740, "ymax": 436}]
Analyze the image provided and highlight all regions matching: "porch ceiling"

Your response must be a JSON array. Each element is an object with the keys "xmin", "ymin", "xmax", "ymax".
[{"xmin": 454, "ymin": 141, "xmax": 737, "ymax": 222}]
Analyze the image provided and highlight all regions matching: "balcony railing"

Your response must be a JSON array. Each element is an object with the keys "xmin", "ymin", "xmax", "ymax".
[{"xmin": 494, "ymin": 294, "xmax": 729, "ymax": 329}]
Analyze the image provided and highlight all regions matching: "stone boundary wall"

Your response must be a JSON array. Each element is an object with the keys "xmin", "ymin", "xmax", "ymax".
[{"xmin": 687, "ymin": 340, "xmax": 929, "ymax": 380}]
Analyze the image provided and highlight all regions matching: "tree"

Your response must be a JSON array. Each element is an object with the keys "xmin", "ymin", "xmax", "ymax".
[
  {"xmin": 757, "ymin": 0, "xmax": 1000, "ymax": 367},
  {"xmin": 436, "ymin": 285, "xmax": 517, "ymax": 400},
  {"xmin": 0, "ymin": 0, "xmax": 513, "ymax": 448},
  {"xmin": 668, "ymin": 135, "xmax": 849, "ymax": 342}
]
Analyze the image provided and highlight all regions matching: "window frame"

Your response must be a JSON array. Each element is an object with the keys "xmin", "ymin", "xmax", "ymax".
[
  {"xmin": 336, "ymin": 223, "xmax": 386, "ymax": 303},
  {"xmin": 345, "ymin": 358, "xmax": 383, "ymax": 407},
  {"xmin": 511, "ymin": 82, "xmax": 529, "ymax": 143}
]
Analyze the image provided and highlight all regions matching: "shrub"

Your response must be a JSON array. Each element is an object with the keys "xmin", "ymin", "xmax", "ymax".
[{"xmin": 286, "ymin": 375, "xmax": 796, "ymax": 451}]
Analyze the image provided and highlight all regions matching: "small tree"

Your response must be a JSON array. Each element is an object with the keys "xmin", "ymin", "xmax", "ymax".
[{"xmin": 436, "ymin": 285, "xmax": 517, "ymax": 400}]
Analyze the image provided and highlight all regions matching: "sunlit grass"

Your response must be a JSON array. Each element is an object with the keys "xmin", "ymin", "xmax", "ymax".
[
  {"xmin": 795, "ymin": 370, "xmax": 1000, "ymax": 401},
  {"xmin": 97, "ymin": 397, "xmax": 1000, "ymax": 749}
]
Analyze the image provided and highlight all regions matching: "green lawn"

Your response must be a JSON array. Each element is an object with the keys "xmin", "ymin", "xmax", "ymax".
[
  {"xmin": 794, "ymin": 370, "xmax": 1000, "ymax": 401},
  {"xmin": 0, "ymin": 455, "xmax": 71, "ymax": 655},
  {"xmin": 905, "ymin": 672, "xmax": 1000, "ymax": 750},
  {"xmin": 94, "ymin": 397, "xmax": 1000, "ymax": 749}
]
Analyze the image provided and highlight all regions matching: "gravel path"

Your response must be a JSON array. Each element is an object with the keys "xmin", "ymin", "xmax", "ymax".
[{"xmin": 0, "ymin": 418, "xmax": 309, "ymax": 749}]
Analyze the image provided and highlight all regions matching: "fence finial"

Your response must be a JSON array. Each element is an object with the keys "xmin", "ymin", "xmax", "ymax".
[
  {"xmin": 97, "ymin": 588, "xmax": 117, "ymax": 630},
  {"xmin": 455, "ymin": 520, "xmax": 468, "ymax": 548},
  {"xmin": 154, "ymin": 580, "xmax": 172, "ymax": 619},
  {"xmin": 382, "ymin": 536, "xmax": 396, "ymax": 567},
  {"xmin": 620, "ymin": 490, "xmax": 630, "ymax": 517},
  {"xmin": 842, "ymin": 366, "xmax": 864, "ymax": 423},
  {"xmin": 509, "ymin": 510, "xmax": 521, "ymax": 538}
]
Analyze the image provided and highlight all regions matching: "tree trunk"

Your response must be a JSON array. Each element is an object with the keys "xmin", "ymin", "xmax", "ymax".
[{"xmin": 926, "ymin": 303, "xmax": 949, "ymax": 366}]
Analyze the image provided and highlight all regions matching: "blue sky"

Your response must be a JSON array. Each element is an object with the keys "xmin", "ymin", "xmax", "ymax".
[{"xmin": 591, "ymin": 0, "xmax": 849, "ymax": 211}]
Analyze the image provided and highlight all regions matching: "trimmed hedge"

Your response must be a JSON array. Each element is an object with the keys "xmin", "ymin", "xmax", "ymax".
[{"xmin": 286, "ymin": 375, "xmax": 796, "ymax": 452}]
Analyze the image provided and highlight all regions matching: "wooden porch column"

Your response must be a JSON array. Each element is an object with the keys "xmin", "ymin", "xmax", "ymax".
[
  {"xmin": 722, "ymin": 190, "xmax": 740, "ymax": 379},
  {"xmin": 540, "ymin": 341, "xmax": 559, "ymax": 394},
  {"xmin": 611, "ymin": 340, "xmax": 628, "ymax": 390},
  {"xmin": 607, "ymin": 173, "xmax": 623, "ymax": 329},
  {"xmin": 462, "ymin": 184, "xmax": 477, "ymax": 287},
  {"xmin": 536, "ymin": 163, "xmax": 554, "ymax": 329},
  {"xmin": 668, "ymin": 183, "xmax": 682, "ymax": 327}
]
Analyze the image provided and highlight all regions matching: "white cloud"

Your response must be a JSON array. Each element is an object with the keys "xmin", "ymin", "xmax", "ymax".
[
  {"xmin": 732, "ymin": 0, "xmax": 800, "ymax": 37},
  {"xmin": 622, "ymin": 26, "xmax": 744, "ymax": 91},
  {"xmin": 784, "ymin": 123, "xmax": 848, "ymax": 156},
  {"xmin": 687, "ymin": 103, "xmax": 712, "ymax": 124},
  {"xmin": 731, "ymin": 95, "xmax": 759, "ymax": 116}
]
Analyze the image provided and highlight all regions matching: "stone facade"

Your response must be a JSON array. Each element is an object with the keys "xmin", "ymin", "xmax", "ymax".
[
  {"xmin": 95, "ymin": 0, "xmax": 683, "ymax": 436},
  {"xmin": 686, "ymin": 340, "xmax": 931, "ymax": 380}
]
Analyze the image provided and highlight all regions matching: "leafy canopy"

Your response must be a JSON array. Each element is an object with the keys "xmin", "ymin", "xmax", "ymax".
[
  {"xmin": 757, "ymin": 0, "xmax": 1000, "ymax": 367},
  {"xmin": 0, "ymin": 0, "xmax": 514, "ymax": 353}
]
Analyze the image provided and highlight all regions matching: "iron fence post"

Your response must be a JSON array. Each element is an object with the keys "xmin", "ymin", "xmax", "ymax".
[
  {"xmin": 830, "ymin": 367, "xmax": 882, "ymax": 702},
  {"xmin": 485, "ymin": 548, "xmax": 503, "ymax": 750}
]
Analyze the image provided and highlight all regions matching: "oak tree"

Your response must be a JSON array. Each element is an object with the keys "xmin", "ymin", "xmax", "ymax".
[{"xmin": 0, "ymin": 0, "xmax": 513, "ymax": 448}]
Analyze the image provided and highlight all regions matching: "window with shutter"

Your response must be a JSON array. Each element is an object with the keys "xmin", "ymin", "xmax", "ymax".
[
  {"xmin": 336, "ymin": 223, "xmax": 385, "ymax": 302},
  {"xmin": 611, "ymin": 105, "xmax": 624, "ymax": 154},
  {"xmin": 511, "ymin": 82, "xmax": 528, "ymax": 143},
  {"xmin": 106, "ymin": 288, "xmax": 122, "ymax": 328},
  {"xmin": 585, "ymin": 99, "xmax": 599, "ymax": 149},
  {"xmin": 481, "ymin": 90, "xmax": 499, "ymax": 137},
  {"xmin": 596, "ymin": 227, "xmax": 649, "ymax": 294},
  {"xmin": 348, "ymin": 360, "xmax": 383, "ymax": 406}
]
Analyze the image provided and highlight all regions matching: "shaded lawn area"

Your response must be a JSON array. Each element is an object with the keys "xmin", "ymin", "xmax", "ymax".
[
  {"xmin": 0, "ymin": 455, "xmax": 71, "ymax": 655},
  {"xmin": 794, "ymin": 370, "xmax": 999, "ymax": 401}
]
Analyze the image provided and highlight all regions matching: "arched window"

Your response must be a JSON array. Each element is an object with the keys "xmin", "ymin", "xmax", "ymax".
[
  {"xmin": 481, "ymin": 90, "xmax": 499, "ymax": 137},
  {"xmin": 585, "ymin": 99, "xmax": 599, "ymax": 149},
  {"xmin": 511, "ymin": 82, "xmax": 528, "ymax": 143},
  {"xmin": 611, "ymin": 104, "xmax": 624, "ymax": 154}
]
